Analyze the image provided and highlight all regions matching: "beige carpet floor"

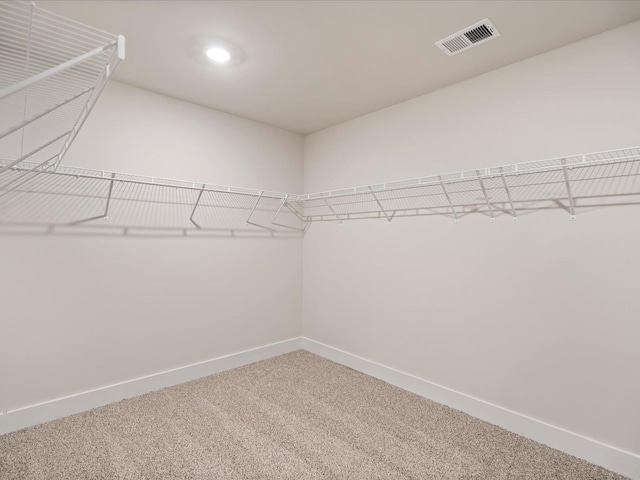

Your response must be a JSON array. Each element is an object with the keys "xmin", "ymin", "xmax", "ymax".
[{"xmin": 0, "ymin": 350, "xmax": 627, "ymax": 479}]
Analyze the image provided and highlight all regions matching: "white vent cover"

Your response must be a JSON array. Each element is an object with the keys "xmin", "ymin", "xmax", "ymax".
[{"xmin": 435, "ymin": 19, "xmax": 501, "ymax": 56}]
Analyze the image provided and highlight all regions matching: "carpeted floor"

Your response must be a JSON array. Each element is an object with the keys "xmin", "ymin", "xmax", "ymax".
[{"xmin": 0, "ymin": 351, "xmax": 627, "ymax": 479}]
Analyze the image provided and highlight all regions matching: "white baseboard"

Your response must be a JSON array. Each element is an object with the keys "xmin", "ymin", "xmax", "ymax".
[
  {"xmin": 301, "ymin": 337, "xmax": 640, "ymax": 480},
  {"xmin": 2, "ymin": 336, "xmax": 638, "ymax": 479},
  {"xmin": 0, "ymin": 337, "xmax": 302, "ymax": 436}
]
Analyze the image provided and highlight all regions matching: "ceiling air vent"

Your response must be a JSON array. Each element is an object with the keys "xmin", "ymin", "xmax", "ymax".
[{"xmin": 435, "ymin": 19, "xmax": 500, "ymax": 56}]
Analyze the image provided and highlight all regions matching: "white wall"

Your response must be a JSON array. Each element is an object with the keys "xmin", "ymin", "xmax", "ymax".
[
  {"xmin": 303, "ymin": 20, "xmax": 640, "ymax": 455},
  {"xmin": 1, "ymin": 15, "xmax": 638, "ymax": 466},
  {"xmin": 0, "ymin": 81, "xmax": 304, "ymax": 412}
]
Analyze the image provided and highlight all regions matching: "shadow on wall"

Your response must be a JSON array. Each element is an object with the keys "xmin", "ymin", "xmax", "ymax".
[
  {"xmin": 1, "ymin": 192, "xmax": 639, "ymax": 239},
  {"xmin": 0, "ymin": 224, "xmax": 305, "ymax": 239}
]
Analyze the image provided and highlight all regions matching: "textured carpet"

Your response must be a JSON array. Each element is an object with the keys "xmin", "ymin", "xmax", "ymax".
[{"xmin": 0, "ymin": 350, "xmax": 627, "ymax": 479}]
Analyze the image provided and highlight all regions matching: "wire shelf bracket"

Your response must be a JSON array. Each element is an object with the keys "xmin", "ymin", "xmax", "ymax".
[
  {"xmin": 439, "ymin": 176, "xmax": 459, "ymax": 224},
  {"xmin": 103, "ymin": 172, "xmax": 115, "ymax": 220},
  {"xmin": 368, "ymin": 186, "xmax": 393, "ymax": 223},
  {"xmin": 499, "ymin": 167, "xmax": 518, "ymax": 223},
  {"xmin": 560, "ymin": 158, "xmax": 577, "ymax": 221},
  {"xmin": 476, "ymin": 170, "xmax": 495, "ymax": 223},
  {"xmin": 189, "ymin": 183, "xmax": 206, "ymax": 229},
  {"xmin": 322, "ymin": 198, "xmax": 343, "ymax": 224}
]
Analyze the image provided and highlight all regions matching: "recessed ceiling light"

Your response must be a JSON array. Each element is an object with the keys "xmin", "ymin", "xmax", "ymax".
[{"xmin": 205, "ymin": 46, "xmax": 231, "ymax": 63}]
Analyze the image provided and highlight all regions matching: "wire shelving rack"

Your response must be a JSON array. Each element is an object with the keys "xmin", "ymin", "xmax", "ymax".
[
  {"xmin": 0, "ymin": 160, "xmax": 307, "ymax": 234},
  {"xmin": 1, "ymin": 147, "xmax": 639, "ymax": 235},
  {"xmin": 294, "ymin": 147, "xmax": 640, "ymax": 224},
  {"xmin": 0, "ymin": 0, "xmax": 124, "ymax": 189}
]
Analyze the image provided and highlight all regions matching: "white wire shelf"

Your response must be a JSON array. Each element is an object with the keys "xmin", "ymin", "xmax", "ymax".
[
  {"xmin": 1, "ymin": 146, "xmax": 639, "ymax": 235},
  {"xmin": 0, "ymin": 0, "xmax": 124, "ymax": 187},
  {"xmin": 0, "ymin": 160, "xmax": 307, "ymax": 234},
  {"xmin": 295, "ymin": 146, "xmax": 640, "ymax": 224}
]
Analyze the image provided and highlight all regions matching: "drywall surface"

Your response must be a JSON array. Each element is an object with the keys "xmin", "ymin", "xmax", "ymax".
[
  {"xmin": 0, "ymin": 82, "xmax": 303, "ymax": 412},
  {"xmin": 303, "ymin": 21, "xmax": 640, "ymax": 455}
]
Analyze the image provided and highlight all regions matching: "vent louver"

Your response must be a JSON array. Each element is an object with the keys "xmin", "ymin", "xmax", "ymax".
[{"xmin": 435, "ymin": 19, "xmax": 500, "ymax": 56}]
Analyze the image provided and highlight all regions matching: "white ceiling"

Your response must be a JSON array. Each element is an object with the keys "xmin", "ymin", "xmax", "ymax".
[{"xmin": 41, "ymin": 1, "xmax": 640, "ymax": 134}]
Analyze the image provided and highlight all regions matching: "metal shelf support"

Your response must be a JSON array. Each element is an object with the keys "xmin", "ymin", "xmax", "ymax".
[
  {"xmin": 499, "ymin": 167, "xmax": 518, "ymax": 223},
  {"xmin": 368, "ymin": 186, "xmax": 392, "ymax": 222},
  {"xmin": 271, "ymin": 194, "xmax": 288, "ymax": 224},
  {"xmin": 104, "ymin": 173, "xmax": 115, "ymax": 220},
  {"xmin": 189, "ymin": 183, "xmax": 206, "ymax": 229},
  {"xmin": 245, "ymin": 191, "xmax": 264, "ymax": 226},
  {"xmin": 561, "ymin": 158, "xmax": 577, "ymax": 221},
  {"xmin": 54, "ymin": 49, "xmax": 121, "ymax": 169},
  {"xmin": 322, "ymin": 198, "xmax": 343, "ymax": 224},
  {"xmin": 439, "ymin": 176, "xmax": 458, "ymax": 223},
  {"xmin": 477, "ymin": 170, "xmax": 495, "ymax": 223}
]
